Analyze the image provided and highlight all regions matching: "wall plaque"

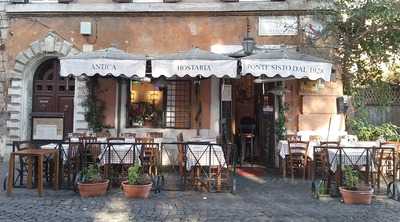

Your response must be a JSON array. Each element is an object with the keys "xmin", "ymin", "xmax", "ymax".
[{"xmin": 258, "ymin": 16, "xmax": 298, "ymax": 36}]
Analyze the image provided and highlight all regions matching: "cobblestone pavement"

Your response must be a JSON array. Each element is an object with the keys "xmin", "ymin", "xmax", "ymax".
[{"xmin": 0, "ymin": 174, "xmax": 399, "ymax": 222}]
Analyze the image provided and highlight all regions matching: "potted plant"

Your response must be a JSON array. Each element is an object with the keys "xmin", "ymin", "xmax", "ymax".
[
  {"xmin": 121, "ymin": 165, "xmax": 153, "ymax": 198},
  {"xmin": 78, "ymin": 164, "xmax": 109, "ymax": 197},
  {"xmin": 339, "ymin": 166, "xmax": 373, "ymax": 204}
]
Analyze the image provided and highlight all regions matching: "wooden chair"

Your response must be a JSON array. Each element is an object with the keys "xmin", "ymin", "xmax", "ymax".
[
  {"xmin": 374, "ymin": 141, "xmax": 399, "ymax": 190},
  {"xmin": 286, "ymin": 141, "xmax": 310, "ymax": 180},
  {"xmin": 314, "ymin": 141, "xmax": 339, "ymax": 182},
  {"xmin": 177, "ymin": 133, "xmax": 185, "ymax": 176},
  {"xmin": 146, "ymin": 132, "xmax": 163, "ymax": 138},
  {"xmin": 136, "ymin": 137, "xmax": 159, "ymax": 176},
  {"xmin": 63, "ymin": 142, "xmax": 82, "ymax": 189},
  {"xmin": 79, "ymin": 136, "xmax": 100, "ymax": 167},
  {"xmin": 317, "ymin": 141, "xmax": 339, "ymax": 171}
]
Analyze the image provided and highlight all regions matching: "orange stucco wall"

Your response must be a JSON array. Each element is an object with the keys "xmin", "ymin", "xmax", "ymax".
[
  {"xmin": 96, "ymin": 77, "xmax": 117, "ymax": 128},
  {"xmin": 6, "ymin": 16, "xmax": 298, "ymax": 67},
  {"xmin": 6, "ymin": 14, "xmax": 341, "ymax": 132}
]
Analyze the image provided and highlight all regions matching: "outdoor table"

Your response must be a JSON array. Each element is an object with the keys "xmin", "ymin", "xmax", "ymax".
[
  {"xmin": 98, "ymin": 138, "xmax": 167, "ymax": 165},
  {"xmin": 99, "ymin": 142, "xmax": 141, "ymax": 165},
  {"xmin": 185, "ymin": 143, "xmax": 226, "ymax": 191},
  {"xmin": 7, "ymin": 149, "xmax": 59, "ymax": 197},
  {"xmin": 313, "ymin": 141, "xmax": 396, "ymax": 190},
  {"xmin": 186, "ymin": 143, "xmax": 226, "ymax": 170},
  {"xmin": 327, "ymin": 141, "xmax": 380, "ymax": 172},
  {"xmin": 41, "ymin": 143, "xmax": 69, "ymax": 160},
  {"xmin": 328, "ymin": 141, "xmax": 379, "ymax": 172}
]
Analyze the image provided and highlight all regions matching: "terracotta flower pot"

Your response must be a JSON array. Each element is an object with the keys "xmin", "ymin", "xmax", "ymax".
[
  {"xmin": 78, "ymin": 180, "xmax": 109, "ymax": 198},
  {"xmin": 339, "ymin": 186, "xmax": 373, "ymax": 204},
  {"xmin": 121, "ymin": 181, "xmax": 153, "ymax": 198}
]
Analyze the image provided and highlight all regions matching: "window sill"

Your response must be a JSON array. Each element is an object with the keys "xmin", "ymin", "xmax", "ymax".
[{"xmin": 6, "ymin": 2, "xmax": 323, "ymax": 15}]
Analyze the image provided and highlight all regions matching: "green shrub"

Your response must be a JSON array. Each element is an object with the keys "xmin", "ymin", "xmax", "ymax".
[
  {"xmin": 81, "ymin": 164, "xmax": 102, "ymax": 183},
  {"xmin": 127, "ymin": 165, "xmax": 151, "ymax": 185},
  {"xmin": 349, "ymin": 118, "xmax": 400, "ymax": 141},
  {"xmin": 343, "ymin": 166, "xmax": 359, "ymax": 190}
]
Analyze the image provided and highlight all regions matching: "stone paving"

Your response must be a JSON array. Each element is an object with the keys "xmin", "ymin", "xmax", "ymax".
[{"xmin": 0, "ymin": 173, "xmax": 399, "ymax": 222}]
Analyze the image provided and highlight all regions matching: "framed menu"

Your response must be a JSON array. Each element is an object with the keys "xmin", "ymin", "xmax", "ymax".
[{"xmin": 31, "ymin": 112, "xmax": 64, "ymax": 141}]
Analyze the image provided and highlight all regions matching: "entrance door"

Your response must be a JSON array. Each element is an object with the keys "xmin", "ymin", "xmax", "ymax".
[
  {"xmin": 33, "ymin": 58, "xmax": 75, "ymax": 134},
  {"xmin": 255, "ymin": 83, "xmax": 276, "ymax": 167},
  {"xmin": 233, "ymin": 77, "xmax": 278, "ymax": 166}
]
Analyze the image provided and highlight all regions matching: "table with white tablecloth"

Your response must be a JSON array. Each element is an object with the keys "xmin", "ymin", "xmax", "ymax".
[
  {"xmin": 328, "ymin": 141, "xmax": 380, "ymax": 172},
  {"xmin": 185, "ymin": 144, "xmax": 227, "ymax": 170},
  {"xmin": 99, "ymin": 143, "xmax": 142, "ymax": 165}
]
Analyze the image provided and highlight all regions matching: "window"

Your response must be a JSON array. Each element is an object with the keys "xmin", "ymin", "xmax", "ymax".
[
  {"xmin": 127, "ymin": 80, "xmax": 192, "ymax": 129},
  {"xmin": 165, "ymin": 81, "xmax": 191, "ymax": 129}
]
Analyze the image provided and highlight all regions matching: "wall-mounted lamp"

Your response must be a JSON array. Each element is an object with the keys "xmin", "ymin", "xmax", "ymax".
[{"xmin": 242, "ymin": 17, "xmax": 257, "ymax": 55}]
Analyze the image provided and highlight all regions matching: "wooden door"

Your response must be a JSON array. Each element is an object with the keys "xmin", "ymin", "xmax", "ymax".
[
  {"xmin": 255, "ymin": 83, "xmax": 276, "ymax": 167},
  {"xmin": 33, "ymin": 59, "xmax": 75, "ymax": 135}
]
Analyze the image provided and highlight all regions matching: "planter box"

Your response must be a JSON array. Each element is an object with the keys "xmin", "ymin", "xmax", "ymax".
[
  {"xmin": 78, "ymin": 180, "xmax": 109, "ymax": 197},
  {"xmin": 122, "ymin": 181, "xmax": 153, "ymax": 198},
  {"xmin": 339, "ymin": 187, "xmax": 373, "ymax": 204}
]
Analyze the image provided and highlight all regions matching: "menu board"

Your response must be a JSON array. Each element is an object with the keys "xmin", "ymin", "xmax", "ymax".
[{"xmin": 32, "ymin": 117, "xmax": 64, "ymax": 140}]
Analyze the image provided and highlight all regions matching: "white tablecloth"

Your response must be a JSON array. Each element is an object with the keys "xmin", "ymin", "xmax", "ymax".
[
  {"xmin": 328, "ymin": 141, "xmax": 380, "ymax": 172},
  {"xmin": 41, "ymin": 143, "xmax": 69, "ymax": 160},
  {"xmin": 186, "ymin": 144, "xmax": 226, "ymax": 170},
  {"xmin": 278, "ymin": 140, "xmax": 319, "ymax": 160},
  {"xmin": 99, "ymin": 143, "xmax": 141, "ymax": 165}
]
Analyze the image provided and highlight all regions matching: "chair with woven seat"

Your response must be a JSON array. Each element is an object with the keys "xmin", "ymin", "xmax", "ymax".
[
  {"xmin": 79, "ymin": 136, "xmax": 100, "ymax": 167},
  {"xmin": 63, "ymin": 142, "xmax": 82, "ymax": 190},
  {"xmin": 374, "ymin": 141, "xmax": 399, "ymax": 191},
  {"xmin": 177, "ymin": 133, "xmax": 185, "ymax": 177},
  {"xmin": 286, "ymin": 141, "xmax": 310, "ymax": 180},
  {"xmin": 137, "ymin": 137, "xmax": 159, "ymax": 176},
  {"xmin": 315, "ymin": 141, "xmax": 339, "ymax": 176}
]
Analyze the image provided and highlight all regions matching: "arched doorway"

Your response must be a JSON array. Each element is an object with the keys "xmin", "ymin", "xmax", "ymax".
[{"xmin": 32, "ymin": 58, "xmax": 75, "ymax": 134}]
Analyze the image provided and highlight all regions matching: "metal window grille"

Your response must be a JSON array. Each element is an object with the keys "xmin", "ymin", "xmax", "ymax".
[{"xmin": 165, "ymin": 81, "xmax": 191, "ymax": 129}]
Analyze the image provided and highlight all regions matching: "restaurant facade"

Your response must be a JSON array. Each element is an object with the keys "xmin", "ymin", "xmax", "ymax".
[{"xmin": 0, "ymin": 0, "xmax": 344, "ymax": 167}]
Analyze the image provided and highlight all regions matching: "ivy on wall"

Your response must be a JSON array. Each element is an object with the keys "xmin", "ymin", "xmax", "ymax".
[{"xmin": 82, "ymin": 77, "xmax": 106, "ymax": 133}]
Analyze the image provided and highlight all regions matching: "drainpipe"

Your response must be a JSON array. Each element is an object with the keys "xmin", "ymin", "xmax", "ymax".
[{"xmin": 116, "ymin": 78, "xmax": 122, "ymax": 136}]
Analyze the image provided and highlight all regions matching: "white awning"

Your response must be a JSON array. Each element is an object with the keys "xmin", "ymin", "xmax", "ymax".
[
  {"xmin": 241, "ymin": 49, "xmax": 333, "ymax": 81},
  {"xmin": 60, "ymin": 47, "xmax": 147, "ymax": 78},
  {"xmin": 151, "ymin": 48, "xmax": 237, "ymax": 78}
]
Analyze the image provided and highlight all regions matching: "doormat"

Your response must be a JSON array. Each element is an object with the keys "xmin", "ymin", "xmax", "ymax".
[{"xmin": 236, "ymin": 167, "xmax": 266, "ymax": 177}]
